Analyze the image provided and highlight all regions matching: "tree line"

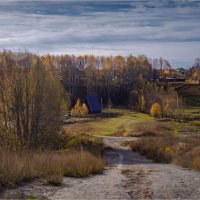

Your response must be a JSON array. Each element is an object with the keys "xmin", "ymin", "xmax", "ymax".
[{"xmin": 44, "ymin": 54, "xmax": 154, "ymax": 106}]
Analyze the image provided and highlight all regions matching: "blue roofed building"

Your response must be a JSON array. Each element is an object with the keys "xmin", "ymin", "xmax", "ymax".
[{"xmin": 85, "ymin": 96, "xmax": 101, "ymax": 114}]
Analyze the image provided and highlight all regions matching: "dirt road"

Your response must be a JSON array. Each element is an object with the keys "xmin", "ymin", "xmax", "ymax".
[{"xmin": 4, "ymin": 136, "xmax": 200, "ymax": 199}]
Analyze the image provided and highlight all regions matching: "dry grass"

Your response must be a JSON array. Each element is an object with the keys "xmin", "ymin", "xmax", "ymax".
[
  {"xmin": 129, "ymin": 136, "xmax": 200, "ymax": 170},
  {"xmin": 129, "ymin": 123, "xmax": 157, "ymax": 137},
  {"xmin": 0, "ymin": 150, "xmax": 105, "ymax": 189},
  {"xmin": 130, "ymin": 137, "xmax": 173, "ymax": 163},
  {"xmin": 129, "ymin": 122, "xmax": 172, "ymax": 137},
  {"xmin": 192, "ymin": 157, "xmax": 200, "ymax": 170},
  {"xmin": 63, "ymin": 109, "xmax": 154, "ymax": 136},
  {"xmin": 65, "ymin": 134, "xmax": 104, "ymax": 155},
  {"xmin": 62, "ymin": 151, "xmax": 104, "ymax": 177}
]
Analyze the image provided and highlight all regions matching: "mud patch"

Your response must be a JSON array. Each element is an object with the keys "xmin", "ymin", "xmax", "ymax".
[{"xmin": 122, "ymin": 169, "xmax": 153, "ymax": 199}]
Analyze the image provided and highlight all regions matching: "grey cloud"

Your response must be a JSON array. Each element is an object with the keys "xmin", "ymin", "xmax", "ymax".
[{"xmin": 0, "ymin": 0, "xmax": 199, "ymax": 67}]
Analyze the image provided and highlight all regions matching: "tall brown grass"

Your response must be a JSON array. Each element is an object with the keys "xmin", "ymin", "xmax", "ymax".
[
  {"xmin": 0, "ymin": 150, "xmax": 105, "ymax": 189},
  {"xmin": 129, "ymin": 122, "xmax": 171, "ymax": 137},
  {"xmin": 129, "ymin": 136, "xmax": 200, "ymax": 170},
  {"xmin": 65, "ymin": 134, "xmax": 104, "ymax": 156}
]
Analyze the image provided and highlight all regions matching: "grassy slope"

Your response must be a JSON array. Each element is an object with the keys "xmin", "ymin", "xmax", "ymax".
[
  {"xmin": 64, "ymin": 108, "xmax": 200, "ymax": 137},
  {"xmin": 63, "ymin": 109, "xmax": 154, "ymax": 136},
  {"xmin": 64, "ymin": 107, "xmax": 200, "ymax": 137}
]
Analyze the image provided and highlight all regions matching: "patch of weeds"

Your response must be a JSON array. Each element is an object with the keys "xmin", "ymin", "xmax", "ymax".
[
  {"xmin": 26, "ymin": 194, "xmax": 39, "ymax": 200},
  {"xmin": 65, "ymin": 134, "xmax": 104, "ymax": 155},
  {"xmin": 122, "ymin": 140, "xmax": 130, "ymax": 147},
  {"xmin": 46, "ymin": 174, "xmax": 63, "ymax": 186},
  {"xmin": 3, "ymin": 191, "xmax": 25, "ymax": 200},
  {"xmin": 129, "ymin": 135, "xmax": 200, "ymax": 170}
]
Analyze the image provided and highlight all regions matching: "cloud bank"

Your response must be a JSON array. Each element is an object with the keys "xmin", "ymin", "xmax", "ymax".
[{"xmin": 0, "ymin": 0, "xmax": 199, "ymax": 67}]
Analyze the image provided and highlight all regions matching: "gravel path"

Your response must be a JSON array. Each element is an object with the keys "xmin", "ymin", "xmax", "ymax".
[
  {"xmin": 3, "ymin": 136, "xmax": 200, "ymax": 199},
  {"xmin": 49, "ymin": 136, "xmax": 200, "ymax": 199}
]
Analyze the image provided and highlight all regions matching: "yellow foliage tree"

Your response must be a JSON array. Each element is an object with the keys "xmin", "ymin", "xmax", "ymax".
[
  {"xmin": 71, "ymin": 99, "xmax": 89, "ymax": 115},
  {"xmin": 74, "ymin": 98, "xmax": 81, "ymax": 111},
  {"xmin": 150, "ymin": 103, "xmax": 161, "ymax": 117},
  {"xmin": 81, "ymin": 103, "xmax": 89, "ymax": 115},
  {"xmin": 163, "ymin": 69, "xmax": 170, "ymax": 76},
  {"xmin": 140, "ymin": 95, "xmax": 146, "ymax": 112},
  {"xmin": 71, "ymin": 98, "xmax": 82, "ymax": 115}
]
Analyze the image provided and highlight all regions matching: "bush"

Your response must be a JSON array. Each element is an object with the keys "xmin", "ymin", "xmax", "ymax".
[
  {"xmin": 150, "ymin": 103, "xmax": 161, "ymax": 117},
  {"xmin": 81, "ymin": 103, "xmax": 89, "ymax": 115},
  {"xmin": 71, "ymin": 98, "xmax": 89, "ymax": 115}
]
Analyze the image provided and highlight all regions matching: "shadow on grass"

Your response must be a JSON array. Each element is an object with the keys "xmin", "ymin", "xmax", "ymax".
[{"xmin": 63, "ymin": 111, "xmax": 124, "ymax": 125}]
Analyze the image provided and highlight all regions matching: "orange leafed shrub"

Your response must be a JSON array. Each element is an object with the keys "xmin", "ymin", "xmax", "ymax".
[
  {"xmin": 81, "ymin": 103, "xmax": 89, "ymax": 115},
  {"xmin": 71, "ymin": 98, "xmax": 89, "ymax": 115},
  {"xmin": 71, "ymin": 98, "xmax": 82, "ymax": 115},
  {"xmin": 150, "ymin": 102, "xmax": 161, "ymax": 117}
]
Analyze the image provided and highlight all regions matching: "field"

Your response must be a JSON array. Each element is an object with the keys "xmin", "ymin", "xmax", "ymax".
[
  {"xmin": 63, "ymin": 107, "xmax": 200, "ymax": 137},
  {"xmin": 121, "ymin": 104, "xmax": 200, "ymax": 171},
  {"xmin": 63, "ymin": 109, "xmax": 154, "ymax": 136},
  {"xmin": 63, "ymin": 107, "xmax": 200, "ymax": 172}
]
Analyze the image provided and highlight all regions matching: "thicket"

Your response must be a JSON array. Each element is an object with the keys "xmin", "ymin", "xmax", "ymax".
[
  {"xmin": 130, "ymin": 82, "xmax": 183, "ymax": 118},
  {"xmin": 0, "ymin": 51, "xmax": 67, "ymax": 150}
]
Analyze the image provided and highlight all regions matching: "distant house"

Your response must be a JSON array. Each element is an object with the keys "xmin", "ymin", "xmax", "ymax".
[
  {"xmin": 85, "ymin": 96, "xmax": 101, "ymax": 114},
  {"xmin": 152, "ymin": 67, "xmax": 187, "ymax": 82},
  {"xmin": 176, "ymin": 68, "xmax": 185, "ymax": 74}
]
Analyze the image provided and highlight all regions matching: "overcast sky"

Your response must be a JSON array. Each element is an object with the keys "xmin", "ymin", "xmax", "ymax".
[{"xmin": 0, "ymin": 0, "xmax": 199, "ymax": 68}]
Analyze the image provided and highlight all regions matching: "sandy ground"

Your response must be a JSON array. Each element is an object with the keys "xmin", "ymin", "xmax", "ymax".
[{"xmin": 3, "ymin": 136, "xmax": 200, "ymax": 199}]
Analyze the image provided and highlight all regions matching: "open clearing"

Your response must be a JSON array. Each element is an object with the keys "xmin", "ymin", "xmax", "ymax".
[
  {"xmin": 4, "ymin": 135, "xmax": 200, "ymax": 199},
  {"xmin": 64, "ymin": 109, "xmax": 154, "ymax": 136},
  {"xmin": 3, "ymin": 108, "xmax": 200, "ymax": 199},
  {"xmin": 64, "ymin": 108, "xmax": 200, "ymax": 136},
  {"xmin": 45, "ymin": 136, "xmax": 200, "ymax": 199}
]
